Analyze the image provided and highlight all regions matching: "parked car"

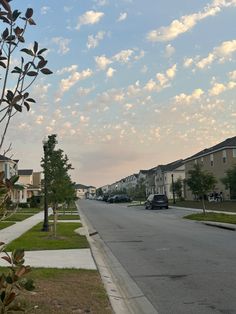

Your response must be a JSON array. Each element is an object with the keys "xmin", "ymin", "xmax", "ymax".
[
  {"xmin": 108, "ymin": 194, "xmax": 132, "ymax": 203},
  {"xmin": 145, "ymin": 194, "xmax": 168, "ymax": 209}
]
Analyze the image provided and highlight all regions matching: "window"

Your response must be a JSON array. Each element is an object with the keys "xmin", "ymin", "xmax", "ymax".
[
  {"xmin": 210, "ymin": 154, "xmax": 214, "ymax": 166},
  {"xmin": 233, "ymin": 149, "xmax": 236, "ymax": 158},
  {"xmin": 222, "ymin": 150, "xmax": 227, "ymax": 163},
  {"xmin": 201, "ymin": 157, "xmax": 204, "ymax": 163}
]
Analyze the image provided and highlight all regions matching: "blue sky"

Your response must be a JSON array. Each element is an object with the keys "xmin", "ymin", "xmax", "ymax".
[{"xmin": 3, "ymin": 0, "xmax": 236, "ymax": 187}]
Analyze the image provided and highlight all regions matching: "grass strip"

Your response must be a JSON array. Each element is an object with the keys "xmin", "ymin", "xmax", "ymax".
[
  {"xmin": 49, "ymin": 214, "xmax": 80, "ymax": 220},
  {"xmin": 6, "ymin": 222, "xmax": 89, "ymax": 251},
  {"xmin": 184, "ymin": 212, "xmax": 236, "ymax": 224},
  {"xmin": 0, "ymin": 221, "xmax": 15, "ymax": 229},
  {"xmin": 174, "ymin": 200, "xmax": 236, "ymax": 212},
  {"xmin": 4, "ymin": 213, "xmax": 33, "ymax": 221},
  {"xmin": 18, "ymin": 207, "xmax": 41, "ymax": 213}
]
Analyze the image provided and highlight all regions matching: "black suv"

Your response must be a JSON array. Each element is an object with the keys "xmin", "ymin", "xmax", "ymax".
[{"xmin": 145, "ymin": 194, "xmax": 168, "ymax": 209}]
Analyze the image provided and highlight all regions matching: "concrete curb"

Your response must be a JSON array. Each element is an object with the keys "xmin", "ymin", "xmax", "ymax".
[
  {"xmin": 76, "ymin": 202, "xmax": 158, "ymax": 314},
  {"xmin": 201, "ymin": 221, "xmax": 236, "ymax": 231}
]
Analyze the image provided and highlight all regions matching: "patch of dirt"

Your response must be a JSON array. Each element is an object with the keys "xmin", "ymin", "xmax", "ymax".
[{"xmin": 21, "ymin": 271, "xmax": 113, "ymax": 314}]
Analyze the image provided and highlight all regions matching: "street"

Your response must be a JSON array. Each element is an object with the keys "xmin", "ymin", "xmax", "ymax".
[{"xmin": 78, "ymin": 199, "xmax": 236, "ymax": 314}]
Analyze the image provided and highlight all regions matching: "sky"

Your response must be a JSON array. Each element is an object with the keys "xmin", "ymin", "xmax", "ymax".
[{"xmin": 1, "ymin": 0, "xmax": 236, "ymax": 187}]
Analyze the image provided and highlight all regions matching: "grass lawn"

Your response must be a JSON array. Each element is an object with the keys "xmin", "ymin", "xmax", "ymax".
[
  {"xmin": 0, "ymin": 221, "xmax": 15, "ymax": 229},
  {"xmin": 184, "ymin": 212, "xmax": 236, "ymax": 224},
  {"xmin": 4, "ymin": 213, "xmax": 33, "ymax": 221},
  {"xmin": 0, "ymin": 268, "xmax": 112, "ymax": 314},
  {"xmin": 173, "ymin": 200, "xmax": 236, "ymax": 212},
  {"xmin": 18, "ymin": 207, "xmax": 41, "ymax": 213},
  {"xmin": 6, "ymin": 222, "xmax": 89, "ymax": 251},
  {"xmin": 49, "ymin": 214, "xmax": 80, "ymax": 220}
]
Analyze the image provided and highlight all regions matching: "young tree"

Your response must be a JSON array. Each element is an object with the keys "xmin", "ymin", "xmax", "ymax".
[
  {"xmin": 0, "ymin": 0, "xmax": 52, "ymax": 154},
  {"xmin": 186, "ymin": 164, "xmax": 217, "ymax": 214},
  {"xmin": 170, "ymin": 178, "xmax": 183, "ymax": 200},
  {"xmin": 128, "ymin": 179, "xmax": 146, "ymax": 203},
  {"xmin": 41, "ymin": 134, "xmax": 75, "ymax": 237},
  {"xmin": 221, "ymin": 164, "xmax": 236, "ymax": 199}
]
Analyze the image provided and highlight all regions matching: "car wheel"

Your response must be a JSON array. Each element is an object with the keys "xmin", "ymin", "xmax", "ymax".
[{"xmin": 165, "ymin": 206, "xmax": 169, "ymax": 209}]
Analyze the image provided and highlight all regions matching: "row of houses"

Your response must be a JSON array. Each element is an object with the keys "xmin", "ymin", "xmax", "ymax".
[
  {"xmin": 100, "ymin": 136, "xmax": 236, "ymax": 201},
  {"xmin": 0, "ymin": 155, "xmax": 42, "ymax": 204}
]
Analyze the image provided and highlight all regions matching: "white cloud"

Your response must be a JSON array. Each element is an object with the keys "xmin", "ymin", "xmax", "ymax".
[
  {"xmin": 196, "ymin": 40, "xmax": 236, "ymax": 69},
  {"xmin": 183, "ymin": 57, "xmax": 194, "ymax": 68},
  {"xmin": 166, "ymin": 64, "xmax": 177, "ymax": 79},
  {"xmin": 35, "ymin": 115, "xmax": 44, "ymax": 125},
  {"xmin": 41, "ymin": 6, "xmax": 50, "ymax": 15},
  {"xmin": 76, "ymin": 11, "xmax": 104, "ymax": 30},
  {"xmin": 87, "ymin": 31, "xmax": 105, "ymax": 49},
  {"xmin": 117, "ymin": 12, "xmax": 128, "ymax": 22},
  {"xmin": 146, "ymin": 0, "xmax": 236, "ymax": 42},
  {"xmin": 165, "ymin": 44, "xmax": 175, "ymax": 57},
  {"xmin": 209, "ymin": 81, "xmax": 236, "ymax": 96},
  {"xmin": 113, "ymin": 49, "xmax": 134, "ymax": 63},
  {"xmin": 106, "ymin": 67, "xmax": 116, "ymax": 78},
  {"xmin": 59, "ymin": 69, "xmax": 93, "ymax": 95},
  {"xmin": 57, "ymin": 65, "xmax": 78, "ymax": 75},
  {"xmin": 229, "ymin": 70, "xmax": 236, "ymax": 80},
  {"xmin": 174, "ymin": 88, "xmax": 204, "ymax": 103},
  {"xmin": 52, "ymin": 37, "xmax": 71, "ymax": 55},
  {"xmin": 95, "ymin": 55, "xmax": 112, "ymax": 70}
]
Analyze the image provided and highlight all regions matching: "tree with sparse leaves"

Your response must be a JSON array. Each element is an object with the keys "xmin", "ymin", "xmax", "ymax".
[
  {"xmin": 170, "ymin": 177, "xmax": 183, "ymax": 200},
  {"xmin": 0, "ymin": 0, "xmax": 52, "ymax": 154},
  {"xmin": 186, "ymin": 163, "xmax": 217, "ymax": 214}
]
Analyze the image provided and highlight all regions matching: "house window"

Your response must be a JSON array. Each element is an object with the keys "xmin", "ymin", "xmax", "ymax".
[
  {"xmin": 201, "ymin": 157, "xmax": 204, "ymax": 163},
  {"xmin": 222, "ymin": 150, "xmax": 227, "ymax": 163},
  {"xmin": 233, "ymin": 149, "xmax": 236, "ymax": 158},
  {"xmin": 210, "ymin": 154, "xmax": 214, "ymax": 166}
]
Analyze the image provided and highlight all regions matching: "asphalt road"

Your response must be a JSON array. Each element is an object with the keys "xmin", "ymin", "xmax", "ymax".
[{"xmin": 78, "ymin": 200, "xmax": 236, "ymax": 314}]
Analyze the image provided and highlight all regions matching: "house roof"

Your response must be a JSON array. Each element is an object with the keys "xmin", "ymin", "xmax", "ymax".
[
  {"xmin": 159, "ymin": 159, "xmax": 184, "ymax": 172},
  {"xmin": 18, "ymin": 169, "xmax": 33, "ymax": 176},
  {"xmin": 75, "ymin": 184, "xmax": 89, "ymax": 189},
  {"xmin": 0, "ymin": 155, "xmax": 12, "ymax": 161},
  {"xmin": 185, "ymin": 136, "xmax": 236, "ymax": 161}
]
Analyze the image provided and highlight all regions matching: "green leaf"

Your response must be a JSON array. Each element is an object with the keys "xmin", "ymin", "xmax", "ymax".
[
  {"xmin": 12, "ymin": 94, "xmax": 22, "ymax": 105},
  {"xmin": 12, "ymin": 9, "xmax": 21, "ymax": 21},
  {"xmin": 26, "ymin": 98, "xmax": 35, "ymax": 103},
  {"xmin": 25, "ymin": 8, "xmax": 33, "ymax": 19},
  {"xmin": 6, "ymin": 90, "xmax": 13, "ymax": 101},
  {"xmin": 37, "ymin": 48, "xmax": 47, "ymax": 55},
  {"xmin": 33, "ymin": 41, "xmax": 38, "ymax": 54},
  {"xmin": 21, "ymin": 48, "xmax": 34, "ymax": 56},
  {"xmin": 14, "ymin": 26, "xmax": 23, "ymax": 35},
  {"xmin": 0, "ymin": 61, "xmax": 6, "ymax": 68},
  {"xmin": 0, "ymin": 15, "xmax": 10, "ymax": 24},
  {"xmin": 13, "ymin": 104, "xmax": 22, "ymax": 112},
  {"xmin": 1, "ymin": 291, "xmax": 5, "ymax": 302},
  {"xmin": 27, "ymin": 71, "xmax": 38, "ymax": 76},
  {"xmin": 23, "ymin": 92, "xmax": 29, "ymax": 99},
  {"xmin": 6, "ymin": 276, "xmax": 13, "ymax": 284},
  {"xmin": 23, "ymin": 101, "xmax": 30, "ymax": 111},
  {"xmin": 18, "ymin": 35, "xmax": 25, "ymax": 43},
  {"xmin": 0, "ymin": 56, "xmax": 7, "ymax": 61},
  {"xmin": 6, "ymin": 35, "xmax": 16, "ymax": 41},
  {"xmin": 12, "ymin": 66, "xmax": 22, "ymax": 74},
  {"xmin": 2, "ymin": 27, "xmax": 9, "ymax": 39},
  {"xmin": 41, "ymin": 68, "xmax": 53, "ymax": 75},
  {"xmin": 37, "ymin": 59, "xmax": 47, "ymax": 69}
]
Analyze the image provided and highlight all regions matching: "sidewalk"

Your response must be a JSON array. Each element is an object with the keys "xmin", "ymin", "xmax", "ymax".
[{"xmin": 0, "ymin": 211, "xmax": 96, "ymax": 269}]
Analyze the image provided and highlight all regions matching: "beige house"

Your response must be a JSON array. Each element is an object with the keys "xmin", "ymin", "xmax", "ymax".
[
  {"xmin": 155, "ymin": 160, "xmax": 185, "ymax": 199},
  {"xmin": 185, "ymin": 136, "xmax": 236, "ymax": 200},
  {"xmin": 75, "ymin": 184, "xmax": 96, "ymax": 199},
  {"xmin": 18, "ymin": 169, "xmax": 42, "ymax": 200}
]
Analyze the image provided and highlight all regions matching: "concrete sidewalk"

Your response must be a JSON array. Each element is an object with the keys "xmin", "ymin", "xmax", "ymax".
[{"xmin": 0, "ymin": 211, "xmax": 96, "ymax": 269}]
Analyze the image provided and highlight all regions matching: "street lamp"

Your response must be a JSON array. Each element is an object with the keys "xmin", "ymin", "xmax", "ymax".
[
  {"xmin": 42, "ymin": 136, "xmax": 49, "ymax": 231},
  {"xmin": 171, "ymin": 173, "xmax": 176, "ymax": 204}
]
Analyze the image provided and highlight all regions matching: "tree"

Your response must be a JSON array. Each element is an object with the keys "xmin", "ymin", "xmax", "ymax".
[
  {"xmin": 186, "ymin": 164, "xmax": 217, "ymax": 214},
  {"xmin": 221, "ymin": 164, "xmax": 236, "ymax": 199},
  {"xmin": 170, "ymin": 178, "xmax": 183, "ymax": 200},
  {"xmin": 0, "ymin": 0, "xmax": 52, "ymax": 154},
  {"xmin": 41, "ymin": 134, "xmax": 75, "ymax": 237},
  {"xmin": 96, "ymin": 187, "xmax": 103, "ymax": 197},
  {"xmin": 128, "ymin": 179, "xmax": 146, "ymax": 202}
]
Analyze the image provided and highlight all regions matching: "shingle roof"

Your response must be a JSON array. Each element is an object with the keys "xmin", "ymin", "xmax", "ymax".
[
  {"xmin": 159, "ymin": 159, "xmax": 184, "ymax": 172},
  {"xmin": 18, "ymin": 169, "xmax": 33, "ymax": 176},
  {"xmin": 75, "ymin": 184, "xmax": 89, "ymax": 189},
  {"xmin": 185, "ymin": 136, "xmax": 236, "ymax": 161},
  {"xmin": 0, "ymin": 155, "xmax": 12, "ymax": 161}
]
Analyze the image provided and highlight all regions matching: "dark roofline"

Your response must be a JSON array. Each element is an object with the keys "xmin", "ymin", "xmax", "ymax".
[
  {"xmin": 0, "ymin": 155, "xmax": 12, "ymax": 161},
  {"xmin": 185, "ymin": 136, "xmax": 236, "ymax": 162},
  {"xmin": 18, "ymin": 169, "xmax": 33, "ymax": 175}
]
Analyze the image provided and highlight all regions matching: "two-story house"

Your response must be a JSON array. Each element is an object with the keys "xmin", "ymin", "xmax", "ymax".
[
  {"xmin": 155, "ymin": 160, "xmax": 185, "ymax": 199},
  {"xmin": 185, "ymin": 136, "xmax": 236, "ymax": 200},
  {"xmin": 75, "ymin": 184, "xmax": 96, "ymax": 199}
]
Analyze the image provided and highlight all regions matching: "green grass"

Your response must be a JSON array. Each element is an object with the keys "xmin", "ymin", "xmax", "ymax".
[
  {"xmin": 0, "ymin": 221, "xmax": 15, "ymax": 229},
  {"xmin": 184, "ymin": 212, "xmax": 236, "ymax": 224},
  {"xmin": 4, "ymin": 213, "xmax": 33, "ymax": 221},
  {"xmin": 173, "ymin": 200, "xmax": 236, "ymax": 212},
  {"xmin": 18, "ymin": 207, "xmax": 41, "ymax": 213},
  {"xmin": 5, "ymin": 222, "xmax": 89, "ymax": 251},
  {"xmin": 49, "ymin": 214, "xmax": 80, "ymax": 220}
]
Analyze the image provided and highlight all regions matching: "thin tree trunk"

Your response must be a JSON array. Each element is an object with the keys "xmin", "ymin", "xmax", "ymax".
[
  {"xmin": 53, "ymin": 203, "xmax": 58, "ymax": 237},
  {"xmin": 202, "ymin": 196, "xmax": 206, "ymax": 215}
]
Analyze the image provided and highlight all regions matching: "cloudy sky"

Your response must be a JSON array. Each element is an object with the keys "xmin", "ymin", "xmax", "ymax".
[{"xmin": 2, "ymin": 0, "xmax": 236, "ymax": 187}]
